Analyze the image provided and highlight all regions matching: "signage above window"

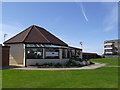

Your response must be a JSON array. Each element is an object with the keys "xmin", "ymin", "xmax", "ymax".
[{"xmin": 46, "ymin": 52, "xmax": 59, "ymax": 56}]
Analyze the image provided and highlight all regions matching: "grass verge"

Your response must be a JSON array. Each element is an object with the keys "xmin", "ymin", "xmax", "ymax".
[
  {"xmin": 2, "ymin": 67, "xmax": 118, "ymax": 88},
  {"xmin": 90, "ymin": 58, "xmax": 118, "ymax": 66}
]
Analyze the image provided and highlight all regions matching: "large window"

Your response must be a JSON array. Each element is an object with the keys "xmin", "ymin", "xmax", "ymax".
[
  {"xmin": 45, "ymin": 48, "xmax": 59, "ymax": 59},
  {"xmin": 26, "ymin": 48, "xmax": 43, "ymax": 59},
  {"xmin": 67, "ymin": 50, "xmax": 70, "ymax": 58},
  {"xmin": 76, "ymin": 49, "xmax": 81, "ymax": 57},
  {"xmin": 67, "ymin": 49, "xmax": 76, "ymax": 58},
  {"xmin": 71, "ymin": 49, "xmax": 75, "ymax": 57}
]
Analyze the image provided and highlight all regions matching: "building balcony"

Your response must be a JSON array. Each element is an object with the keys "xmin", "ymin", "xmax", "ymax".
[
  {"xmin": 104, "ymin": 43, "xmax": 113, "ymax": 46},
  {"xmin": 104, "ymin": 47, "xmax": 113, "ymax": 49},
  {"xmin": 105, "ymin": 52, "xmax": 113, "ymax": 54}
]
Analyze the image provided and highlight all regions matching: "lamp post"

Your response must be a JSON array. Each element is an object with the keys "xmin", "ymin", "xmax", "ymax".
[
  {"xmin": 4, "ymin": 34, "xmax": 7, "ymax": 42},
  {"xmin": 80, "ymin": 41, "xmax": 83, "ymax": 59},
  {"xmin": 80, "ymin": 41, "xmax": 83, "ymax": 49}
]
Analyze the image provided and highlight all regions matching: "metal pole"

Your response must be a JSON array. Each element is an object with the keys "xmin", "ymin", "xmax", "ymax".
[
  {"xmin": 80, "ymin": 41, "xmax": 83, "ymax": 59},
  {"xmin": 4, "ymin": 34, "xmax": 7, "ymax": 42},
  {"xmin": 81, "ymin": 44, "xmax": 83, "ymax": 59}
]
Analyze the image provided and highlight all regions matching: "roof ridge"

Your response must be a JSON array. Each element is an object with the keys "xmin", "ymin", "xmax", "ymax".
[
  {"xmin": 3, "ymin": 26, "xmax": 31, "ymax": 44},
  {"xmin": 37, "ymin": 26, "xmax": 67, "ymax": 45},
  {"xmin": 22, "ymin": 25, "xmax": 33, "ymax": 42},
  {"xmin": 4, "ymin": 25, "xmax": 68, "ymax": 46},
  {"xmin": 34, "ymin": 26, "xmax": 50, "ymax": 43}
]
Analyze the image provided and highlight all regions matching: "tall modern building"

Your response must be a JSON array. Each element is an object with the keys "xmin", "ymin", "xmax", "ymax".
[{"xmin": 104, "ymin": 39, "xmax": 120, "ymax": 55}]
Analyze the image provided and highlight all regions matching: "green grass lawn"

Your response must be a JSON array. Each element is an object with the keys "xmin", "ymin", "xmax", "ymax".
[
  {"xmin": 2, "ymin": 58, "xmax": 119, "ymax": 88},
  {"xmin": 90, "ymin": 58, "xmax": 119, "ymax": 66}
]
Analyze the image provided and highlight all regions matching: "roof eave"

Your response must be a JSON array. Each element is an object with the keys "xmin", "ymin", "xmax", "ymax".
[{"xmin": 4, "ymin": 42, "xmax": 68, "ymax": 46}]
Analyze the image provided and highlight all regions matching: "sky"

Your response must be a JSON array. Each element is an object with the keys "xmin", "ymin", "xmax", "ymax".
[{"xmin": 0, "ymin": 2, "xmax": 118, "ymax": 55}]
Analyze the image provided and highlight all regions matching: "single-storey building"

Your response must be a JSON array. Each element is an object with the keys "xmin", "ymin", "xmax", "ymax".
[
  {"xmin": 4, "ymin": 25, "xmax": 82, "ymax": 67},
  {"xmin": 82, "ymin": 52, "xmax": 101, "ymax": 60}
]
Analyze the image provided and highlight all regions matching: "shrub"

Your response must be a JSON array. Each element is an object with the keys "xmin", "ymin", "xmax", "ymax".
[
  {"xmin": 42, "ymin": 63, "xmax": 48, "ymax": 66},
  {"xmin": 54, "ymin": 63, "xmax": 62, "ymax": 67},
  {"xmin": 35, "ymin": 63, "xmax": 39, "ymax": 66},
  {"xmin": 49, "ymin": 63, "xmax": 53, "ymax": 66}
]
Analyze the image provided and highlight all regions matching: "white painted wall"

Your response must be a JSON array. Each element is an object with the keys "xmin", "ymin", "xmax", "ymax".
[
  {"xmin": 26, "ymin": 59, "xmax": 69, "ymax": 66},
  {"xmin": 6, "ymin": 44, "xmax": 25, "ymax": 66}
]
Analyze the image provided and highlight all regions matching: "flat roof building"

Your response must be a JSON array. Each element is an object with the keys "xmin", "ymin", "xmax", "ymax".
[
  {"xmin": 104, "ymin": 39, "xmax": 120, "ymax": 56},
  {"xmin": 82, "ymin": 52, "xmax": 101, "ymax": 60},
  {"xmin": 4, "ymin": 25, "xmax": 82, "ymax": 67}
]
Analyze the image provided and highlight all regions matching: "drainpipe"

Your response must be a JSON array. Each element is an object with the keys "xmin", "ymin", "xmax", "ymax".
[{"xmin": 24, "ymin": 44, "xmax": 27, "ymax": 67}]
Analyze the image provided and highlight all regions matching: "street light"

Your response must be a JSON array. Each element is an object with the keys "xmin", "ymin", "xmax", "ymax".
[{"xmin": 4, "ymin": 34, "xmax": 7, "ymax": 42}]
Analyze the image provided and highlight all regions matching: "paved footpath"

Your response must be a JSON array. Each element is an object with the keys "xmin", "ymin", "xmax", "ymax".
[
  {"xmin": 12, "ymin": 63, "xmax": 106, "ymax": 70},
  {"xmin": 106, "ymin": 66, "xmax": 120, "ymax": 67}
]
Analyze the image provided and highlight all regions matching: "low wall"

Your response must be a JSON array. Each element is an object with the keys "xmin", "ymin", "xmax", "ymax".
[
  {"xmin": 105, "ymin": 55, "xmax": 120, "ymax": 58},
  {"xmin": 26, "ymin": 59, "xmax": 69, "ymax": 66}
]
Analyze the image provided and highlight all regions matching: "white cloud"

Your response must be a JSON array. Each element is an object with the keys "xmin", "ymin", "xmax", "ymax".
[
  {"xmin": 103, "ymin": 6, "xmax": 118, "ymax": 32},
  {"xmin": 103, "ymin": 25, "xmax": 114, "ymax": 32},
  {"xmin": 75, "ymin": 2, "xmax": 88, "ymax": 22},
  {"xmin": 80, "ymin": 3, "xmax": 88, "ymax": 22}
]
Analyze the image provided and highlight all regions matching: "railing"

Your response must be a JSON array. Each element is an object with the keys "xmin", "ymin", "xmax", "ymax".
[
  {"xmin": 104, "ymin": 43, "xmax": 113, "ymax": 46},
  {"xmin": 104, "ymin": 47, "xmax": 113, "ymax": 49},
  {"xmin": 105, "ymin": 52, "xmax": 113, "ymax": 54}
]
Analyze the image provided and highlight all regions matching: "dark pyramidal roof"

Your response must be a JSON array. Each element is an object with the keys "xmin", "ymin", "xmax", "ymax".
[{"xmin": 4, "ymin": 25, "xmax": 68, "ymax": 46}]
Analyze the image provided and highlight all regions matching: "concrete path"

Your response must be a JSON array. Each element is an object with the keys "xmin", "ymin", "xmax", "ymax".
[
  {"xmin": 12, "ymin": 63, "xmax": 106, "ymax": 70},
  {"xmin": 106, "ymin": 66, "xmax": 120, "ymax": 67}
]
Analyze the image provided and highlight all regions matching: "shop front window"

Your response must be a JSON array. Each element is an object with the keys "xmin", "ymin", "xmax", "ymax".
[
  {"xmin": 45, "ymin": 48, "xmax": 59, "ymax": 59},
  {"xmin": 26, "ymin": 48, "xmax": 43, "ymax": 59}
]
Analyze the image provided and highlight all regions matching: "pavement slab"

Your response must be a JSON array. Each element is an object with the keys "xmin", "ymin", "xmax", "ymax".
[{"xmin": 12, "ymin": 63, "xmax": 106, "ymax": 70}]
